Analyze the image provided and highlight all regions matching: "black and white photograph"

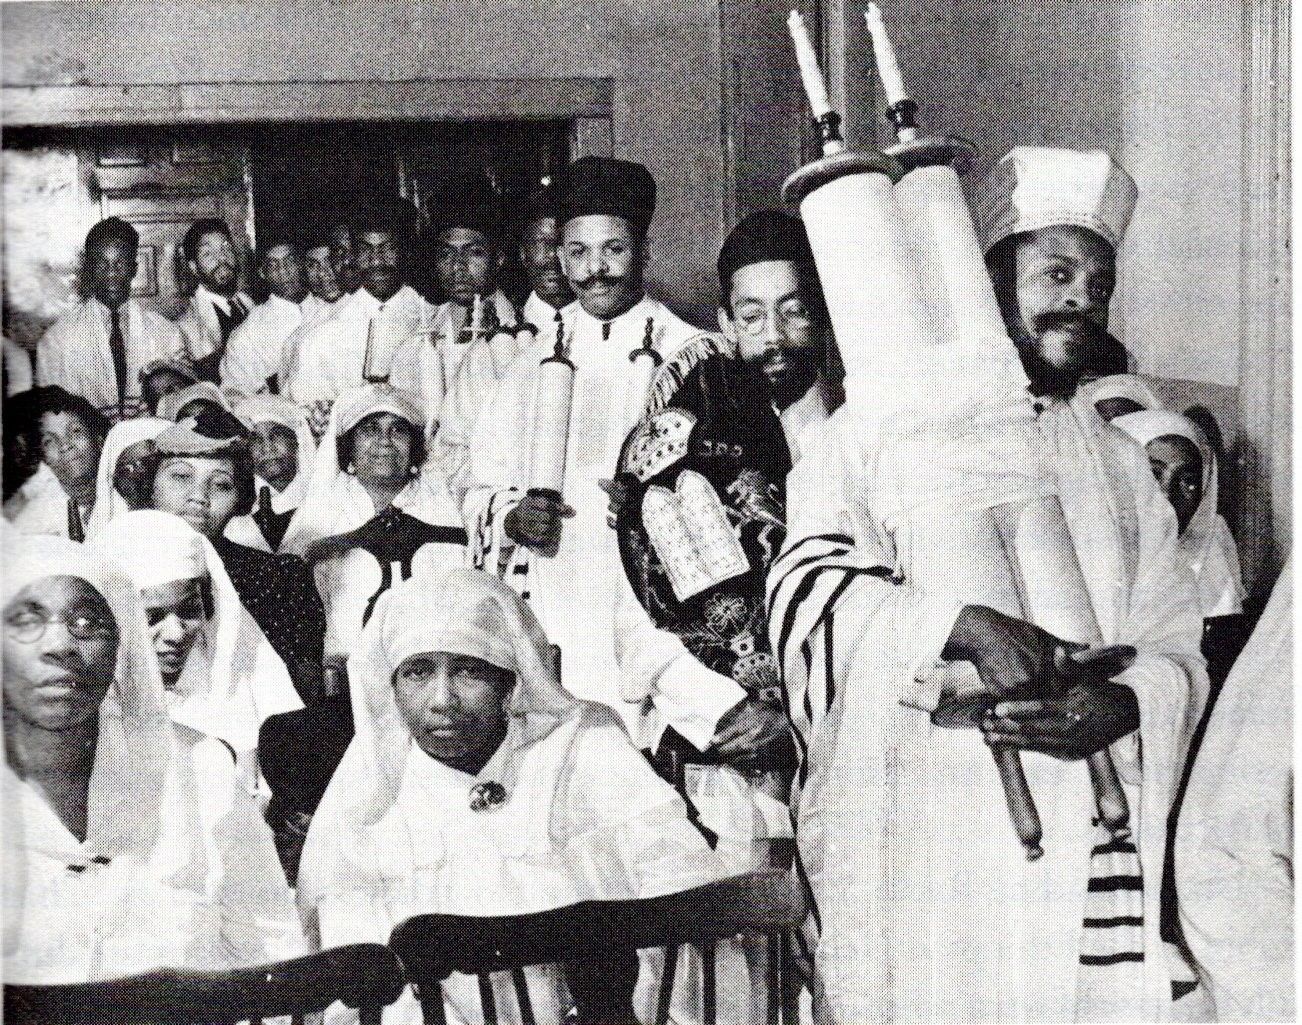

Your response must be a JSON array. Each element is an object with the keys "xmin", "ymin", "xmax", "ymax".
[{"xmin": 0, "ymin": 0, "xmax": 1291, "ymax": 1021}]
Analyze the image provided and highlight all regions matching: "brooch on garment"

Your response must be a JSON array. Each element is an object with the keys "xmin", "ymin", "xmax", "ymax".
[{"xmin": 469, "ymin": 781, "xmax": 507, "ymax": 812}]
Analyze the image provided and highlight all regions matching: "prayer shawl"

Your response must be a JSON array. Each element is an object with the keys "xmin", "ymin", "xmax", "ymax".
[
  {"xmin": 280, "ymin": 385, "xmax": 468, "ymax": 658},
  {"xmin": 1113, "ymin": 409, "xmax": 1245, "ymax": 619},
  {"xmin": 3, "ymin": 462, "xmax": 92, "ymax": 540},
  {"xmin": 298, "ymin": 569, "xmax": 725, "ymax": 1025},
  {"xmin": 2, "ymin": 535, "xmax": 305, "ymax": 982},
  {"xmin": 1176, "ymin": 561, "xmax": 1293, "ymax": 1021},
  {"xmin": 93, "ymin": 510, "xmax": 304, "ymax": 756},
  {"xmin": 767, "ymin": 394, "xmax": 1207, "ymax": 1024},
  {"xmin": 83, "ymin": 417, "xmax": 170, "ymax": 538},
  {"xmin": 225, "ymin": 396, "xmax": 317, "ymax": 552},
  {"xmin": 175, "ymin": 286, "xmax": 255, "ymax": 368},
  {"xmin": 285, "ymin": 285, "xmax": 437, "ymax": 403},
  {"xmin": 464, "ymin": 295, "xmax": 703, "ymax": 724},
  {"xmin": 218, "ymin": 294, "xmax": 305, "ymax": 400},
  {"xmin": 37, "ymin": 297, "xmax": 186, "ymax": 421}
]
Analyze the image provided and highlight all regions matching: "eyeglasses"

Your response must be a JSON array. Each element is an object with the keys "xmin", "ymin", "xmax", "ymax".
[
  {"xmin": 732, "ymin": 304, "xmax": 814, "ymax": 339},
  {"xmin": 5, "ymin": 610, "xmax": 118, "ymax": 644}
]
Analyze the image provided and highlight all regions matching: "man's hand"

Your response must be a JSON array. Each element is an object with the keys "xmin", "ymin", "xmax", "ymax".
[
  {"xmin": 942, "ymin": 605, "xmax": 1068, "ymax": 699},
  {"xmin": 503, "ymin": 491, "xmax": 575, "ymax": 556},
  {"xmin": 599, "ymin": 475, "xmax": 635, "ymax": 529},
  {"xmin": 980, "ymin": 682, "xmax": 1140, "ymax": 759},
  {"xmin": 711, "ymin": 698, "xmax": 790, "ymax": 760}
]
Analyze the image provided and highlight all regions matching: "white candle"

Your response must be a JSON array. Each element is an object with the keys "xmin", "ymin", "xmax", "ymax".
[
  {"xmin": 788, "ymin": 10, "xmax": 832, "ymax": 119},
  {"xmin": 865, "ymin": 3, "xmax": 909, "ymax": 107}
]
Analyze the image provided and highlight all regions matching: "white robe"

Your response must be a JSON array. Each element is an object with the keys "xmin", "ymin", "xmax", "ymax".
[
  {"xmin": 1176, "ymin": 561, "xmax": 1293, "ymax": 1022},
  {"xmin": 3, "ymin": 462, "xmax": 92, "ymax": 539},
  {"xmin": 286, "ymin": 285, "xmax": 436, "ymax": 403},
  {"xmin": 37, "ymin": 297, "xmax": 186, "ymax": 420},
  {"xmin": 767, "ymin": 394, "xmax": 1207, "ymax": 1024},
  {"xmin": 218, "ymin": 294, "xmax": 305, "ymax": 400},
  {"xmin": 465, "ymin": 295, "xmax": 703, "ymax": 723},
  {"xmin": 278, "ymin": 294, "xmax": 342, "ymax": 392}
]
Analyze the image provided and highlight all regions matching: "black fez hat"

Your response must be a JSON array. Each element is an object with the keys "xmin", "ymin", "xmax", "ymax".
[
  {"xmin": 717, "ymin": 210, "xmax": 815, "ymax": 294},
  {"xmin": 555, "ymin": 156, "xmax": 657, "ymax": 237},
  {"xmin": 425, "ymin": 171, "xmax": 502, "ymax": 244}
]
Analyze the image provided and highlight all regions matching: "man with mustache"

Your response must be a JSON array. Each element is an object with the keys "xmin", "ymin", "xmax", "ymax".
[
  {"xmin": 37, "ymin": 218, "xmax": 187, "ymax": 422},
  {"xmin": 175, "ymin": 218, "xmax": 254, "ymax": 384},
  {"xmin": 286, "ymin": 197, "xmax": 436, "ymax": 419}
]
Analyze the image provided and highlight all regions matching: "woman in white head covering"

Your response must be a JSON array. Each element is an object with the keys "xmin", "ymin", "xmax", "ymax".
[
  {"xmin": 84, "ymin": 416, "xmax": 171, "ymax": 538},
  {"xmin": 225, "ymin": 396, "xmax": 317, "ymax": 552},
  {"xmin": 281, "ymin": 384, "xmax": 468, "ymax": 664},
  {"xmin": 1082, "ymin": 373, "xmax": 1165, "ymax": 421},
  {"xmin": 298, "ymin": 567, "xmax": 725, "ymax": 1025},
  {"xmin": 93, "ymin": 510, "xmax": 304, "ymax": 765},
  {"xmin": 157, "ymin": 381, "xmax": 232, "ymax": 422},
  {"xmin": 3, "ymin": 533, "xmax": 305, "ymax": 983},
  {"xmin": 1113, "ymin": 409, "xmax": 1246, "ymax": 678}
]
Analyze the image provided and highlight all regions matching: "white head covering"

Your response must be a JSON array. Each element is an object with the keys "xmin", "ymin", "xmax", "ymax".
[
  {"xmin": 976, "ymin": 146, "xmax": 1139, "ymax": 254},
  {"xmin": 157, "ymin": 382, "xmax": 232, "ymax": 422},
  {"xmin": 298, "ymin": 568, "xmax": 582, "ymax": 905},
  {"xmin": 231, "ymin": 395, "xmax": 317, "ymax": 509},
  {"xmin": 2, "ymin": 534, "xmax": 202, "ymax": 955},
  {"xmin": 280, "ymin": 383, "xmax": 459, "ymax": 557},
  {"xmin": 84, "ymin": 417, "xmax": 171, "ymax": 539},
  {"xmin": 1082, "ymin": 374, "xmax": 1166, "ymax": 415},
  {"xmin": 1113, "ymin": 409, "xmax": 1246, "ymax": 617},
  {"xmin": 92, "ymin": 511, "xmax": 303, "ymax": 752}
]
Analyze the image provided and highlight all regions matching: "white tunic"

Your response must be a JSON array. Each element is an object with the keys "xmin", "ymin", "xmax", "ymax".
[
  {"xmin": 767, "ymin": 395, "xmax": 1207, "ymax": 1024},
  {"xmin": 465, "ymin": 296, "xmax": 703, "ymax": 722},
  {"xmin": 218, "ymin": 294, "xmax": 305, "ymax": 400},
  {"xmin": 37, "ymin": 298, "xmax": 185, "ymax": 420},
  {"xmin": 286, "ymin": 285, "xmax": 436, "ymax": 403}
]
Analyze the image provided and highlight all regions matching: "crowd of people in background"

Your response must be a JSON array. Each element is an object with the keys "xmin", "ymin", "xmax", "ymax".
[{"xmin": 1, "ymin": 146, "xmax": 1289, "ymax": 1024}]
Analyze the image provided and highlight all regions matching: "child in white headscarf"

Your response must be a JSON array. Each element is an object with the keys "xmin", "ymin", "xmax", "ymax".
[
  {"xmin": 3, "ymin": 533, "xmax": 305, "ymax": 983},
  {"xmin": 298, "ymin": 567, "xmax": 726, "ymax": 1025}
]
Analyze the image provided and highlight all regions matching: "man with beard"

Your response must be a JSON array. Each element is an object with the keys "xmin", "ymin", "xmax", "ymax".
[
  {"xmin": 38, "ymin": 218, "xmax": 186, "ymax": 421},
  {"xmin": 764, "ymin": 146, "xmax": 1207, "ymax": 1022},
  {"xmin": 286, "ymin": 198, "xmax": 436, "ymax": 418},
  {"xmin": 175, "ymin": 219, "xmax": 254, "ymax": 384},
  {"xmin": 465, "ymin": 156, "xmax": 703, "ymax": 719},
  {"xmin": 220, "ymin": 235, "xmax": 311, "ymax": 400},
  {"xmin": 717, "ymin": 209, "xmax": 841, "ymax": 461},
  {"xmin": 402, "ymin": 172, "xmax": 521, "ymax": 476}
]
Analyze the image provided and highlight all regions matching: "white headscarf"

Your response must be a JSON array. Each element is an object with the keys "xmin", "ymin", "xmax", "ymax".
[
  {"xmin": 280, "ymin": 383, "xmax": 464, "ymax": 557},
  {"xmin": 3, "ymin": 533, "xmax": 203, "ymax": 952},
  {"xmin": 1113, "ymin": 409, "xmax": 1245, "ymax": 617},
  {"xmin": 230, "ymin": 395, "xmax": 316, "ymax": 511},
  {"xmin": 1082, "ymin": 374, "xmax": 1165, "ymax": 415},
  {"xmin": 157, "ymin": 382, "xmax": 232, "ymax": 421},
  {"xmin": 298, "ymin": 567, "xmax": 582, "ymax": 908},
  {"xmin": 84, "ymin": 417, "xmax": 171, "ymax": 539},
  {"xmin": 92, "ymin": 511, "xmax": 303, "ymax": 752}
]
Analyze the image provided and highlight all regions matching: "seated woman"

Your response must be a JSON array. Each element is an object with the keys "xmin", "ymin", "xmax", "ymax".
[
  {"xmin": 141, "ymin": 413, "xmax": 326, "ymax": 701},
  {"xmin": 3, "ymin": 533, "xmax": 305, "ymax": 983},
  {"xmin": 4, "ymin": 387, "xmax": 110, "ymax": 540},
  {"xmin": 225, "ymin": 396, "xmax": 317, "ymax": 553},
  {"xmin": 1113, "ymin": 408, "xmax": 1247, "ymax": 685},
  {"xmin": 92, "ymin": 510, "xmax": 304, "ymax": 788},
  {"xmin": 1081, "ymin": 373, "xmax": 1165, "ymax": 422},
  {"xmin": 83, "ymin": 416, "xmax": 172, "ymax": 536},
  {"xmin": 281, "ymin": 384, "xmax": 467, "ymax": 672},
  {"xmin": 298, "ymin": 568, "xmax": 727, "ymax": 1025}
]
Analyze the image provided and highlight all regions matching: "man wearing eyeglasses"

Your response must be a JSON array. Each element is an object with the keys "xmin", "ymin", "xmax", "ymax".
[{"xmin": 716, "ymin": 210, "xmax": 841, "ymax": 462}]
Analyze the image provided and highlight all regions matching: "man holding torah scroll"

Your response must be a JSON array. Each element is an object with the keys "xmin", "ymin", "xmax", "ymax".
[
  {"xmin": 464, "ymin": 156, "xmax": 702, "ymax": 721},
  {"xmin": 770, "ymin": 146, "xmax": 1207, "ymax": 1022}
]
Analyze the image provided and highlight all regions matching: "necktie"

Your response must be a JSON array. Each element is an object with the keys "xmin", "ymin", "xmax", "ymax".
[
  {"xmin": 108, "ymin": 304, "xmax": 128, "ymax": 409},
  {"xmin": 67, "ymin": 500, "xmax": 85, "ymax": 543},
  {"xmin": 253, "ymin": 484, "xmax": 291, "ymax": 551}
]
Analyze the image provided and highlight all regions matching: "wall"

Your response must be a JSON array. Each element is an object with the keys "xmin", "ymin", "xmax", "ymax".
[{"xmin": 2, "ymin": 0, "xmax": 727, "ymax": 325}]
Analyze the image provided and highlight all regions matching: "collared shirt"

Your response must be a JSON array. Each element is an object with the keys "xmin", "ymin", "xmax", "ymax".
[
  {"xmin": 286, "ymin": 285, "xmax": 437, "ymax": 403},
  {"xmin": 522, "ymin": 291, "xmax": 566, "ymax": 334},
  {"xmin": 219, "ymin": 294, "xmax": 305, "ymax": 400},
  {"xmin": 3, "ymin": 462, "xmax": 93, "ymax": 539},
  {"xmin": 37, "ymin": 298, "xmax": 186, "ymax": 421}
]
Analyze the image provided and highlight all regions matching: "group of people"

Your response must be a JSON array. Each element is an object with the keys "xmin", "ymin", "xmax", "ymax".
[{"xmin": 1, "ymin": 142, "xmax": 1288, "ymax": 1024}]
